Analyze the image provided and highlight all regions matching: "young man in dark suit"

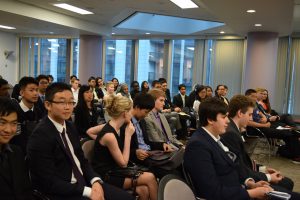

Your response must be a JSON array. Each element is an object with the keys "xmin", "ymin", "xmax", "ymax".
[
  {"xmin": 184, "ymin": 97, "xmax": 272, "ymax": 200},
  {"xmin": 27, "ymin": 82, "xmax": 134, "ymax": 200},
  {"xmin": 221, "ymin": 95, "xmax": 297, "ymax": 193},
  {"xmin": 10, "ymin": 77, "xmax": 44, "ymax": 154},
  {"xmin": 0, "ymin": 97, "xmax": 32, "ymax": 199},
  {"xmin": 172, "ymin": 83, "xmax": 190, "ymax": 110}
]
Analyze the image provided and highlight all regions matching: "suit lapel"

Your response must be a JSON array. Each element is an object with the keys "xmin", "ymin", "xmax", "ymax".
[{"xmin": 201, "ymin": 128, "xmax": 235, "ymax": 166}]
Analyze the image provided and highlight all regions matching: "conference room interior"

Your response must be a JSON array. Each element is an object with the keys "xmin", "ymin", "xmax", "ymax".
[{"xmin": 1, "ymin": 0, "xmax": 300, "ymax": 197}]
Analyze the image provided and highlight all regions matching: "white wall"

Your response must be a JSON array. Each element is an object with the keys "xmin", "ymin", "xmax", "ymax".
[{"xmin": 0, "ymin": 31, "xmax": 18, "ymax": 84}]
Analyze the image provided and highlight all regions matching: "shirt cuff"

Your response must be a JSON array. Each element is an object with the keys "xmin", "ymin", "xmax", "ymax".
[
  {"xmin": 265, "ymin": 174, "xmax": 271, "ymax": 182},
  {"xmin": 83, "ymin": 186, "xmax": 92, "ymax": 197},
  {"xmin": 90, "ymin": 177, "xmax": 103, "ymax": 185},
  {"xmin": 244, "ymin": 178, "xmax": 255, "ymax": 186}
]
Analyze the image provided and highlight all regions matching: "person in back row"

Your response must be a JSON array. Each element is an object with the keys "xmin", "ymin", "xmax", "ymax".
[
  {"xmin": 91, "ymin": 94, "xmax": 158, "ymax": 200},
  {"xmin": 27, "ymin": 82, "xmax": 134, "ymax": 200}
]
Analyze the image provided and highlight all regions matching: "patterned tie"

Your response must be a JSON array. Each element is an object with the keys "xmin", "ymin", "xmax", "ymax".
[
  {"xmin": 60, "ymin": 128, "xmax": 86, "ymax": 188},
  {"xmin": 217, "ymin": 140, "xmax": 236, "ymax": 162}
]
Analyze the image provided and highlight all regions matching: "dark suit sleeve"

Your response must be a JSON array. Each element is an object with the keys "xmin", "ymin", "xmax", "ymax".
[
  {"xmin": 173, "ymin": 94, "xmax": 181, "ymax": 108},
  {"xmin": 184, "ymin": 140, "xmax": 250, "ymax": 200},
  {"xmin": 27, "ymin": 125, "xmax": 85, "ymax": 196}
]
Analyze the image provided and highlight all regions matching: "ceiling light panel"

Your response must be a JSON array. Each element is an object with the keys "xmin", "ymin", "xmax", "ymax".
[
  {"xmin": 0, "ymin": 25, "xmax": 16, "ymax": 29},
  {"xmin": 53, "ymin": 3, "xmax": 94, "ymax": 15},
  {"xmin": 169, "ymin": 0, "xmax": 198, "ymax": 9}
]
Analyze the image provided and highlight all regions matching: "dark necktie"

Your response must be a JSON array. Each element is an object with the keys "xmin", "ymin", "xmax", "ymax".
[
  {"xmin": 25, "ymin": 110, "xmax": 35, "ymax": 121},
  {"xmin": 61, "ymin": 128, "xmax": 86, "ymax": 188}
]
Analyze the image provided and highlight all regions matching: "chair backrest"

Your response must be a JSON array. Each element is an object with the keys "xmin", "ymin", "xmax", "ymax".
[
  {"xmin": 158, "ymin": 174, "xmax": 197, "ymax": 200},
  {"xmin": 81, "ymin": 140, "xmax": 95, "ymax": 163}
]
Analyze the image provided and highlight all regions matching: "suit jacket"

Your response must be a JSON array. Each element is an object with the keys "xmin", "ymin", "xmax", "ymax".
[
  {"xmin": 145, "ymin": 111, "xmax": 182, "ymax": 147},
  {"xmin": 221, "ymin": 119, "xmax": 268, "ymax": 182},
  {"xmin": 130, "ymin": 119, "xmax": 164, "ymax": 163},
  {"xmin": 173, "ymin": 93, "xmax": 190, "ymax": 108},
  {"xmin": 27, "ymin": 117, "xmax": 99, "ymax": 199},
  {"xmin": 0, "ymin": 145, "xmax": 32, "ymax": 200},
  {"xmin": 36, "ymin": 96, "xmax": 47, "ymax": 117},
  {"xmin": 184, "ymin": 127, "xmax": 250, "ymax": 200}
]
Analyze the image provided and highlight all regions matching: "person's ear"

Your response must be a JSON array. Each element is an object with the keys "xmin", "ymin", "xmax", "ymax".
[
  {"xmin": 44, "ymin": 101, "xmax": 51, "ymax": 111},
  {"xmin": 19, "ymin": 89, "xmax": 24, "ymax": 97},
  {"xmin": 207, "ymin": 118, "xmax": 214, "ymax": 125}
]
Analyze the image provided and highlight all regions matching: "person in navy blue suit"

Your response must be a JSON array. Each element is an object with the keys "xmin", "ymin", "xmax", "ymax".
[{"xmin": 184, "ymin": 97, "xmax": 273, "ymax": 200}]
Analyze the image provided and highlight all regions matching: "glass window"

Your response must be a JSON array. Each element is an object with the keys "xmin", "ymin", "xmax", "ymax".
[
  {"xmin": 72, "ymin": 39, "xmax": 80, "ymax": 77},
  {"xmin": 40, "ymin": 38, "xmax": 67, "ymax": 82},
  {"xmin": 137, "ymin": 40, "xmax": 165, "ymax": 86},
  {"xmin": 104, "ymin": 40, "xmax": 133, "ymax": 85},
  {"xmin": 170, "ymin": 39, "xmax": 195, "ymax": 97}
]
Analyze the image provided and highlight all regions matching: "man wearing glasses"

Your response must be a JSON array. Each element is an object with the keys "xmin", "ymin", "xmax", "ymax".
[{"xmin": 27, "ymin": 82, "xmax": 134, "ymax": 200}]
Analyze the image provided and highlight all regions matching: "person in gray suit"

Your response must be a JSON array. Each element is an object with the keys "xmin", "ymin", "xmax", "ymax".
[{"xmin": 145, "ymin": 89, "xmax": 183, "ymax": 150}]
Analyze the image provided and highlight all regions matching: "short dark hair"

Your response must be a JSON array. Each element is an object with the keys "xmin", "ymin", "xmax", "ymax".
[
  {"xmin": 88, "ymin": 76, "xmax": 95, "ymax": 82},
  {"xmin": 133, "ymin": 93, "xmax": 155, "ymax": 110},
  {"xmin": 0, "ymin": 78, "xmax": 8, "ymax": 88},
  {"xmin": 178, "ymin": 84, "xmax": 186, "ymax": 90},
  {"xmin": 198, "ymin": 97, "xmax": 228, "ymax": 126},
  {"xmin": 245, "ymin": 89, "xmax": 257, "ymax": 96},
  {"xmin": 214, "ymin": 84, "xmax": 224, "ymax": 97},
  {"xmin": 158, "ymin": 78, "xmax": 167, "ymax": 84},
  {"xmin": 151, "ymin": 80, "xmax": 160, "ymax": 88},
  {"xmin": 19, "ymin": 76, "xmax": 38, "ymax": 90},
  {"xmin": 228, "ymin": 95, "xmax": 254, "ymax": 118},
  {"xmin": 36, "ymin": 74, "xmax": 49, "ymax": 83},
  {"xmin": 70, "ymin": 75, "xmax": 77, "ymax": 80},
  {"xmin": 0, "ymin": 97, "xmax": 18, "ymax": 117},
  {"xmin": 48, "ymin": 75, "xmax": 54, "ymax": 81},
  {"xmin": 45, "ymin": 82, "xmax": 72, "ymax": 102}
]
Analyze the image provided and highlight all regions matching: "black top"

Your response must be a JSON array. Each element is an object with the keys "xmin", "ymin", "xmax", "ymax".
[
  {"xmin": 74, "ymin": 105, "xmax": 99, "ymax": 139},
  {"xmin": 92, "ymin": 122, "xmax": 125, "ymax": 177}
]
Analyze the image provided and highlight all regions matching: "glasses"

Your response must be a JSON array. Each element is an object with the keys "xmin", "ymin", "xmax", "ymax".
[{"xmin": 50, "ymin": 101, "xmax": 76, "ymax": 107}]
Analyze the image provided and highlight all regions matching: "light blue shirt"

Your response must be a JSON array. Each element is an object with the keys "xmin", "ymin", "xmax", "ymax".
[{"xmin": 132, "ymin": 117, "xmax": 151, "ymax": 151}]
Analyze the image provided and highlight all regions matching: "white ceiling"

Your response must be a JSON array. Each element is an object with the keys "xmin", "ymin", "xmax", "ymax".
[{"xmin": 0, "ymin": 0, "xmax": 298, "ymax": 38}]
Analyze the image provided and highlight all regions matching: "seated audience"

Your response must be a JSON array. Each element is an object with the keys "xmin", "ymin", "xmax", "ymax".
[
  {"xmin": 193, "ymin": 85, "xmax": 207, "ymax": 127},
  {"xmin": 130, "ymin": 81, "xmax": 140, "ymax": 99},
  {"xmin": 103, "ymin": 81, "xmax": 115, "ymax": 101},
  {"xmin": 145, "ymin": 89, "xmax": 183, "ymax": 147},
  {"xmin": 117, "ymin": 83, "xmax": 132, "ymax": 101},
  {"xmin": 205, "ymin": 85, "xmax": 213, "ymax": 98},
  {"xmin": 95, "ymin": 77, "xmax": 105, "ymax": 100},
  {"xmin": 36, "ymin": 74, "xmax": 49, "ymax": 115},
  {"xmin": 91, "ymin": 95, "xmax": 158, "ymax": 200},
  {"xmin": 140, "ymin": 81, "xmax": 149, "ymax": 94},
  {"xmin": 256, "ymin": 88, "xmax": 296, "ymax": 128},
  {"xmin": 27, "ymin": 82, "xmax": 134, "ymax": 200},
  {"xmin": 10, "ymin": 77, "xmax": 44, "ymax": 154},
  {"xmin": 0, "ymin": 78, "xmax": 11, "ymax": 97},
  {"xmin": 111, "ymin": 78, "xmax": 120, "ymax": 92},
  {"xmin": 245, "ymin": 89, "xmax": 300, "ymax": 164},
  {"xmin": 184, "ymin": 97, "xmax": 273, "ymax": 200},
  {"xmin": 47, "ymin": 75, "xmax": 54, "ymax": 84},
  {"xmin": 214, "ymin": 84, "xmax": 229, "ymax": 105},
  {"xmin": 0, "ymin": 97, "xmax": 32, "ymax": 199},
  {"xmin": 71, "ymin": 78, "xmax": 80, "ymax": 105},
  {"xmin": 151, "ymin": 80, "xmax": 161, "ymax": 89},
  {"xmin": 173, "ymin": 84, "xmax": 191, "ymax": 110},
  {"xmin": 74, "ymin": 85, "xmax": 99, "ymax": 139},
  {"xmin": 221, "ymin": 95, "xmax": 296, "ymax": 192}
]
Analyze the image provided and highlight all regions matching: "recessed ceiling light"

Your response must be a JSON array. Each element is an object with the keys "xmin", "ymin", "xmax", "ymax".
[
  {"xmin": 111, "ymin": 32, "xmax": 115, "ymax": 35},
  {"xmin": 53, "ymin": 3, "xmax": 94, "ymax": 15},
  {"xmin": 187, "ymin": 47, "xmax": 195, "ymax": 51},
  {"xmin": 145, "ymin": 32, "xmax": 151, "ymax": 35},
  {"xmin": 169, "ymin": 0, "xmax": 198, "ymax": 9},
  {"xmin": 0, "ymin": 25, "xmax": 16, "ymax": 30},
  {"xmin": 247, "ymin": 9, "xmax": 256, "ymax": 13},
  {"xmin": 49, "ymin": 32, "xmax": 54, "ymax": 34},
  {"xmin": 254, "ymin": 24, "xmax": 262, "ymax": 27},
  {"xmin": 220, "ymin": 31, "xmax": 225, "ymax": 34}
]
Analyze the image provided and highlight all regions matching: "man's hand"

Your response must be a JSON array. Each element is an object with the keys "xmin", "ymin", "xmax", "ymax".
[
  {"xmin": 270, "ymin": 172, "xmax": 283, "ymax": 184},
  {"xmin": 162, "ymin": 109, "xmax": 171, "ymax": 113},
  {"xmin": 247, "ymin": 180, "xmax": 269, "ymax": 189},
  {"xmin": 90, "ymin": 182, "xmax": 104, "ymax": 200},
  {"xmin": 269, "ymin": 116, "xmax": 278, "ymax": 122},
  {"xmin": 174, "ymin": 107, "xmax": 181, "ymax": 112},
  {"xmin": 266, "ymin": 167, "xmax": 277, "ymax": 174},
  {"xmin": 247, "ymin": 185, "xmax": 273, "ymax": 199},
  {"xmin": 163, "ymin": 143, "xmax": 173, "ymax": 152},
  {"xmin": 136, "ymin": 149, "xmax": 149, "ymax": 160}
]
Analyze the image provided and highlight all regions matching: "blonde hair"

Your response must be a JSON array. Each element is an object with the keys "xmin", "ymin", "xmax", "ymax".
[
  {"xmin": 106, "ymin": 81, "xmax": 114, "ymax": 89},
  {"xmin": 148, "ymin": 89, "xmax": 166, "ymax": 100},
  {"xmin": 105, "ymin": 94, "xmax": 132, "ymax": 118},
  {"xmin": 256, "ymin": 88, "xmax": 267, "ymax": 93}
]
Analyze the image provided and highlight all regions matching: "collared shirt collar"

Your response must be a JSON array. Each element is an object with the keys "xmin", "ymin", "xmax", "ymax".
[
  {"xmin": 131, "ymin": 116, "xmax": 139, "ymax": 125},
  {"xmin": 202, "ymin": 126, "xmax": 220, "ymax": 142},
  {"xmin": 0, "ymin": 143, "xmax": 13, "ymax": 153},
  {"xmin": 48, "ymin": 116, "xmax": 66, "ymax": 133},
  {"xmin": 19, "ymin": 100, "xmax": 34, "ymax": 112}
]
